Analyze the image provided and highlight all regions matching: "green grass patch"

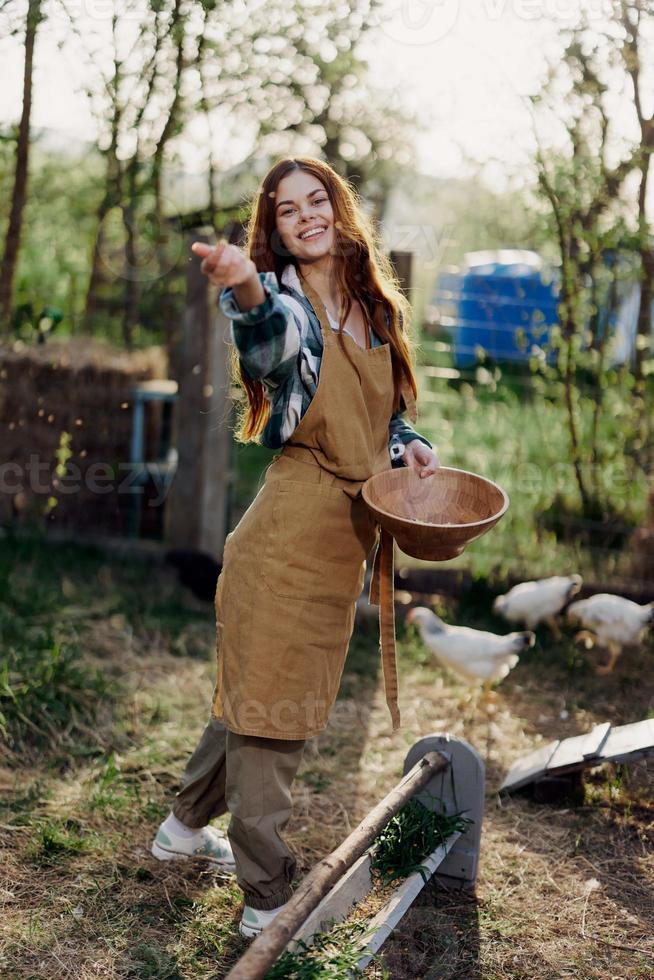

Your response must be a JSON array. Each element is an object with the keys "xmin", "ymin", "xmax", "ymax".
[
  {"xmin": 414, "ymin": 355, "xmax": 649, "ymax": 580},
  {"xmin": 25, "ymin": 817, "xmax": 90, "ymax": 865},
  {"xmin": 0, "ymin": 613, "xmax": 111, "ymax": 754},
  {"xmin": 370, "ymin": 795, "xmax": 473, "ymax": 887},
  {"xmin": 0, "ymin": 528, "xmax": 115, "ymax": 756},
  {"xmin": 264, "ymin": 920, "xmax": 375, "ymax": 979}
]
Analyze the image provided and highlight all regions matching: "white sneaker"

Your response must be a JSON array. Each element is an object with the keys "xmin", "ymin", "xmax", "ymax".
[
  {"xmin": 151, "ymin": 822, "xmax": 236, "ymax": 872},
  {"xmin": 239, "ymin": 900, "xmax": 291, "ymax": 939}
]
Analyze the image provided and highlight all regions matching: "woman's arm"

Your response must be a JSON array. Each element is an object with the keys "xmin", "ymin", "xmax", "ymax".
[
  {"xmin": 193, "ymin": 240, "xmax": 265, "ymax": 309},
  {"xmin": 220, "ymin": 273, "xmax": 301, "ymax": 387},
  {"xmin": 388, "ymin": 408, "xmax": 439, "ymax": 477},
  {"xmin": 388, "ymin": 412, "xmax": 433, "ymax": 453},
  {"xmin": 190, "ymin": 241, "xmax": 301, "ymax": 386}
]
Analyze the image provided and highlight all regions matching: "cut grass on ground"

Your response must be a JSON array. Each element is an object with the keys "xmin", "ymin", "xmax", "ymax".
[{"xmin": 1, "ymin": 535, "xmax": 654, "ymax": 979}]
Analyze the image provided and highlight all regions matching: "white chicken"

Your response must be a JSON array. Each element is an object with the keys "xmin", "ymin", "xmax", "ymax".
[
  {"xmin": 406, "ymin": 607, "xmax": 534, "ymax": 701},
  {"xmin": 566, "ymin": 593, "xmax": 654, "ymax": 674},
  {"xmin": 492, "ymin": 574, "xmax": 582, "ymax": 638}
]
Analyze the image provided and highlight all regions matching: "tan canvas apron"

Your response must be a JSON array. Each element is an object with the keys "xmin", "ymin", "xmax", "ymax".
[{"xmin": 211, "ymin": 281, "xmax": 417, "ymax": 740}]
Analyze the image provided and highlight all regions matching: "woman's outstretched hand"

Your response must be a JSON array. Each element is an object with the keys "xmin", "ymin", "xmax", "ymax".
[
  {"xmin": 191, "ymin": 241, "xmax": 257, "ymax": 289},
  {"xmin": 403, "ymin": 440, "xmax": 440, "ymax": 479}
]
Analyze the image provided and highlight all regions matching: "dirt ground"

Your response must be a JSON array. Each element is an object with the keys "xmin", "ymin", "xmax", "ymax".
[{"xmin": 2, "ymin": 554, "xmax": 654, "ymax": 979}]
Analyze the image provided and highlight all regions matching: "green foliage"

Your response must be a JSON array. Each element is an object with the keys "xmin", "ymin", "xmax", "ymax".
[
  {"xmin": 3, "ymin": 149, "xmax": 105, "ymax": 336},
  {"xmin": 415, "ymin": 344, "xmax": 649, "ymax": 581},
  {"xmin": 0, "ymin": 529, "xmax": 113, "ymax": 755},
  {"xmin": 264, "ymin": 921, "xmax": 374, "ymax": 979},
  {"xmin": 126, "ymin": 944, "xmax": 184, "ymax": 980},
  {"xmin": 297, "ymin": 769, "xmax": 332, "ymax": 793},
  {"xmin": 528, "ymin": 21, "xmax": 654, "ymax": 516},
  {"xmin": 370, "ymin": 795, "xmax": 473, "ymax": 887},
  {"xmin": 25, "ymin": 817, "xmax": 89, "ymax": 866},
  {"xmin": 0, "ymin": 618, "xmax": 110, "ymax": 753}
]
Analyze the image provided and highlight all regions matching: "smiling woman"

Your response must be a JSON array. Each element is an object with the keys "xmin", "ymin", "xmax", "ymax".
[
  {"xmin": 154, "ymin": 156, "xmax": 439, "ymax": 939},
  {"xmin": 276, "ymin": 175, "xmax": 373, "ymax": 347}
]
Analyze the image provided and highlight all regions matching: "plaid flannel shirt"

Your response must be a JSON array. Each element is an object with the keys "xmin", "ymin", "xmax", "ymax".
[{"xmin": 219, "ymin": 263, "xmax": 433, "ymax": 459}]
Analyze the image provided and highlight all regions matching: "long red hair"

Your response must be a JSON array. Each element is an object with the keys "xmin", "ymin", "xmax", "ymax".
[{"xmin": 231, "ymin": 156, "xmax": 419, "ymax": 442}]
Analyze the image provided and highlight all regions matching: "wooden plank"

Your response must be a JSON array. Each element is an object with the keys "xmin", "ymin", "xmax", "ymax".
[
  {"xmin": 199, "ymin": 298, "xmax": 233, "ymax": 556},
  {"xmin": 389, "ymin": 250, "xmax": 412, "ymax": 298},
  {"xmin": 546, "ymin": 733, "xmax": 592, "ymax": 771},
  {"xmin": 599, "ymin": 719, "xmax": 654, "ymax": 762},
  {"xmin": 293, "ymin": 830, "xmax": 463, "ymax": 957},
  {"xmin": 502, "ymin": 719, "xmax": 654, "ymax": 795},
  {"xmin": 165, "ymin": 230, "xmax": 233, "ymax": 557},
  {"xmin": 290, "ymin": 852, "xmax": 372, "ymax": 947},
  {"xmin": 500, "ymin": 739, "xmax": 560, "ymax": 792},
  {"xmin": 355, "ymin": 833, "xmax": 461, "ymax": 971},
  {"xmin": 581, "ymin": 722, "xmax": 611, "ymax": 759}
]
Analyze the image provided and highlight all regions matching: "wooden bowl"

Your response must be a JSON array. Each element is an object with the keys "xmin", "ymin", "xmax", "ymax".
[{"xmin": 362, "ymin": 466, "xmax": 509, "ymax": 561}]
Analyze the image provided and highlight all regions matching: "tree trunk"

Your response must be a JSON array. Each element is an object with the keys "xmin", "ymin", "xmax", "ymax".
[
  {"xmin": 0, "ymin": 0, "xmax": 42, "ymax": 330},
  {"xmin": 151, "ymin": 0, "xmax": 185, "ymax": 370},
  {"xmin": 83, "ymin": 66, "xmax": 123, "ymax": 335},
  {"xmin": 121, "ymin": 195, "xmax": 138, "ymax": 350},
  {"xmin": 635, "ymin": 128, "xmax": 653, "ymax": 381}
]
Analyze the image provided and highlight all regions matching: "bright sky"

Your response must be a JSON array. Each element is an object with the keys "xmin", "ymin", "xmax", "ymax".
[
  {"xmin": 0, "ymin": 0, "xmax": 648, "ymax": 194},
  {"xmin": 364, "ymin": 0, "xmax": 563, "ymax": 185}
]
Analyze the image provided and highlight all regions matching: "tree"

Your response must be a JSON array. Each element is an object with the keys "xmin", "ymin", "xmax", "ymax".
[
  {"xmin": 530, "ymin": 21, "xmax": 647, "ymax": 518},
  {"xmin": 0, "ymin": 0, "xmax": 45, "ymax": 330},
  {"xmin": 613, "ymin": 0, "xmax": 654, "ymax": 382}
]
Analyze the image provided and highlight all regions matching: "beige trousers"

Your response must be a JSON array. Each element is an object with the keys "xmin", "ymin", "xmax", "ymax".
[{"xmin": 172, "ymin": 717, "xmax": 305, "ymax": 911}]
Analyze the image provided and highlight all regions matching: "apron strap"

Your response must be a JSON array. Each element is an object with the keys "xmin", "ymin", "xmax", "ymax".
[
  {"xmin": 400, "ymin": 377, "xmax": 418, "ymax": 424},
  {"xmin": 299, "ymin": 280, "xmax": 337, "ymax": 348},
  {"xmin": 369, "ymin": 525, "xmax": 401, "ymax": 731}
]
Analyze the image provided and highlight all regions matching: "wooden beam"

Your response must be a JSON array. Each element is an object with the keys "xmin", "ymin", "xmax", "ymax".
[
  {"xmin": 165, "ymin": 229, "xmax": 233, "ymax": 557},
  {"xmin": 225, "ymin": 750, "xmax": 449, "ymax": 980},
  {"xmin": 389, "ymin": 250, "xmax": 413, "ymax": 298}
]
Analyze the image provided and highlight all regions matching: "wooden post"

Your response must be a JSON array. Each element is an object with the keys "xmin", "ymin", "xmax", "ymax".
[
  {"xmin": 389, "ymin": 250, "xmax": 413, "ymax": 298},
  {"xmin": 226, "ymin": 751, "xmax": 449, "ymax": 980},
  {"xmin": 165, "ymin": 229, "xmax": 233, "ymax": 558}
]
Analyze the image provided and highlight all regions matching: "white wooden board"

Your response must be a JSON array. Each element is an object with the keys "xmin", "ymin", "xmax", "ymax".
[
  {"xmin": 581, "ymin": 722, "xmax": 611, "ymax": 758},
  {"xmin": 355, "ymin": 833, "xmax": 461, "ymax": 971},
  {"xmin": 500, "ymin": 739, "xmax": 560, "ymax": 792},
  {"xmin": 501, "ymin": 718, "xmax": 654, "ymax": 794},
  {"xmin": 289, "ymin": 851, "xmax": 372, "ymax": 948},
  {"xmin": 599, "ymin": 719, "xmax": 654, "ymax": 761},
  {"xmin": 546, "ymin": 732, "xmax": 592, "ymax": 771}
]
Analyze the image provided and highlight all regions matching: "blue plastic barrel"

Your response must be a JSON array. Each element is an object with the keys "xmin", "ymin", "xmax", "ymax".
[{"xmin": 433, "ymin": 251, "xmax": 560, "ymax": 368}]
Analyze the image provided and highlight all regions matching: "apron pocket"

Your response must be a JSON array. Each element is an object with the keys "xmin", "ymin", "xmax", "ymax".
[{"xmin": 263, "ymin": 479, "xmax": 377, "ymax": 606}]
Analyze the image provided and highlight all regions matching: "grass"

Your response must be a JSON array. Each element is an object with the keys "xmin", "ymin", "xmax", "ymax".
[
  {"xmin": 265, "ymin": 921, "xmax": 374, "ymax": 979},
  {"xmin": 227, "ymin": 352, "xmax": 651, "ymax": 589},
  {"xmin": 412, "ymin": 347, "xmax": 651, "ymax": 583},
  {"xmin": 370, "ymin": 796, "xmax": 472, "ymax": 886},
  {"xmin": 1, "ymin": 535, "xmax": 654, "ymax": 978},
  {"xmin": 0, "ymin": 527, "xmax": 114, "ymax": 756}
]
